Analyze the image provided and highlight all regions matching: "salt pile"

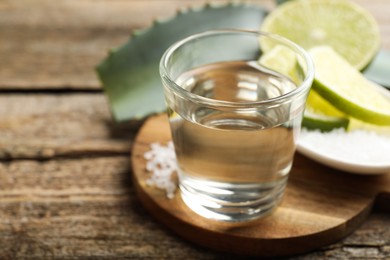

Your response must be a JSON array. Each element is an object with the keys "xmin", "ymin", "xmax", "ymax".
[
  {"xmin": 299, "ymin": 128, "xmax": 390, "ymax": 165},
  {"xmin": 144, "ymin": 141, "xmax": 177, "ymax": 199}
]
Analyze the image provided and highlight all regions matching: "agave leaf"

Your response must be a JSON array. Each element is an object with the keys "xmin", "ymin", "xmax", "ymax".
[
  {"xmin": 96, "ymin": 3, "xmax": 268, "ymax": 121},
  {"xmin": 363, "ymin": 49, "xmax": 390, "ymax": 89}
]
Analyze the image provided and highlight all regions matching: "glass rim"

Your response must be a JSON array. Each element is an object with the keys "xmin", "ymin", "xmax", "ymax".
[{"xmin": 159, "ymin": 29, "xmax": 315, "ymax": 108}]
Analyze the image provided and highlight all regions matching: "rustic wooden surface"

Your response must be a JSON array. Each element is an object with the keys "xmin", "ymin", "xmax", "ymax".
[
  {"xmin": 0, "ymin": 0, "xmax": 389, "ymax": 259},
  {"xmin": 132, "ymin": 114, "xmax": 390, "ymax": 257}
]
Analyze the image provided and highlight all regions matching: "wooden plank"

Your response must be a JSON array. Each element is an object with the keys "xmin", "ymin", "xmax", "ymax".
[
  {"xmin": 0, "ymin": 94, "xmax": 142, "ymax": 159},
  {"xmin": 0, "ymin": 157, "xmax": 388, "ymax": 259},
  {"xmin": 0, "ymin": 157, "xmax": 201, "ymax": 259},
  {"xmin": 0, "ymin": 0, "xmax": 274, "ymax": 90},
  {"xmin": 0, "ymin": 94, "xmax": 387, "ymax": 257}
]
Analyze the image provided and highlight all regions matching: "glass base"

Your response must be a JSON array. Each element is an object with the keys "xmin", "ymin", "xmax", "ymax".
[{"xmin": 179, "ymin": 176, "xmax": 287, "ymax": 222}]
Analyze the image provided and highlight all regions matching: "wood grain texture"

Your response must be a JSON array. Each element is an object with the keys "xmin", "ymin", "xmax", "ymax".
[
  {"xmin": 0, "ymin": 94, "xmax": 143, "ymax": 159},
  {"xmin": 0, "ymin": 157, "xmax": 213, "ymax": 259},
  {"xmin": 0, "ymin": 157, "xmax": 388, "ymax": 259},
  {"xmin": 132, "ymin": 114, "xmax": 390, "ymax": 257},
  {"xmin": 0, "ymin": 92, "xmax": 386, "ymax": 258},
  {"xmin": 0, "ymin": 0, "xmax": 274, "ymax": 89},
  {"xmin": 0, "ymin": 0, "xmax": 389, "ymax": 258}
]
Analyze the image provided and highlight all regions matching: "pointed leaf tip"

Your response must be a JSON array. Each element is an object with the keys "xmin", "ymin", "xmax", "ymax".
[{"xmin": 97, "ymin": 3, "xmax": 268, "ymax": 122}]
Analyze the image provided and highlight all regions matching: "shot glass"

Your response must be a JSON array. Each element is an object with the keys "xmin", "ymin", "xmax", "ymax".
[{"xmin": 159, "ymin": 30, "xmax": 314, "ymax": 222}]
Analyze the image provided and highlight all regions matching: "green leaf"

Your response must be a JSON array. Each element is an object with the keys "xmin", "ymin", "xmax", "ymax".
[
  {"xmin": 363, "ymin": 49, "xmax": 390, "ymax": 89},
  {"xmin": 96, "ymin": 3, "xmax": 268, "ymax": 121}
]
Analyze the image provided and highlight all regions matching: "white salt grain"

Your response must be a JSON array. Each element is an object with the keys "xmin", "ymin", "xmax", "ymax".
[
  {"xmin": 144, "ymin": 141, "xmax": 177, "ymax": 199},
  {"xmin": 299, "ymin": 128, "xmax": 390, "ymax": 165}
]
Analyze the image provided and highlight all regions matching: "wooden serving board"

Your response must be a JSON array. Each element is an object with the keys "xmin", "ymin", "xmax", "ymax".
[{"xmin": 131, "ymin": 114, "xmax": 390, "ymax": 257}]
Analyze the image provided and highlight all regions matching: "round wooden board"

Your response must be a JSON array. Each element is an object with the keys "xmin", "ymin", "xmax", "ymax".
[{"xmin": 131, "ymin": 114, "xmax": 390, "ymax": 257}]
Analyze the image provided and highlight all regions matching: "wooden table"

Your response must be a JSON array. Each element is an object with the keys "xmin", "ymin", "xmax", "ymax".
[{"xmin": 0, "ymin": 0, "xmax": 389, "ymax": 258}]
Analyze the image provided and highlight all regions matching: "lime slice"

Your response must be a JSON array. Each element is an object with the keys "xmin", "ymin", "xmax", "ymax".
[
  {"xmin": 303, "ymin": 111, "xmax": 349, "ymax": 132},
  {"xmin": 310, "ymin": 46, "xmax": 390, "ymax": 126},
  {"xmin": 303, "ymin": 90, "xmax": 349, "ymax": 132},
  {"xmin": 305, "ymin": 88, "xmax": 345, "ymax": 117},
  {"xmin": 260, "ymin": 0, "xmax": 380, "ymax": 70},
  {"xmin": 259, "ymin": 44, "xmax": 349, "ymax": 131},
  {"xmin": 258, "ymin": 44, "xmax": 302, "ymax": 84},
  {"xmin": 258, "ymin": 45, "xmax": 296, "ymax": 75}
]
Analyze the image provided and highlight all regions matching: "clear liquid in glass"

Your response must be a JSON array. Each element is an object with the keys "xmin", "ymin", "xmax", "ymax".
[{"xmin": 168, "ymin": 60, "xmax": 301, "ymax": 222}]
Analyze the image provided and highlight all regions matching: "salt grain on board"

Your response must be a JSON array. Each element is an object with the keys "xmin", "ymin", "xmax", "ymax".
[{"xmin": 144, "ymin": 141, "xmax": 177, "ymax": 199}]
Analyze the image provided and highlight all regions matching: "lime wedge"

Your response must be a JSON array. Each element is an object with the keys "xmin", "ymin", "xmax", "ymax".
[
  {"xmin": 260, "ymin": 0, "xmax": 380, "ymax": 70},
  {"xmin": 310, "ymin": 46, "xmax": 390, "ymax": 126},
  {"xmin": 259, "ymin": 44, "xmax": 349, "ymax": 132},
  {"xmin": 258, "ymin": 44, "xmax": 302, "ymax": 84},
  {"xmin": 258, "ymin": 45, "xmax": 296, "ymax": 75},
  {"xmin": 303, "ymin": 90, "xmax": 349, "ymax": 132},
  {"xmin": 303, "ymin": 111, "xmax": 349, "ymax": 132}
]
